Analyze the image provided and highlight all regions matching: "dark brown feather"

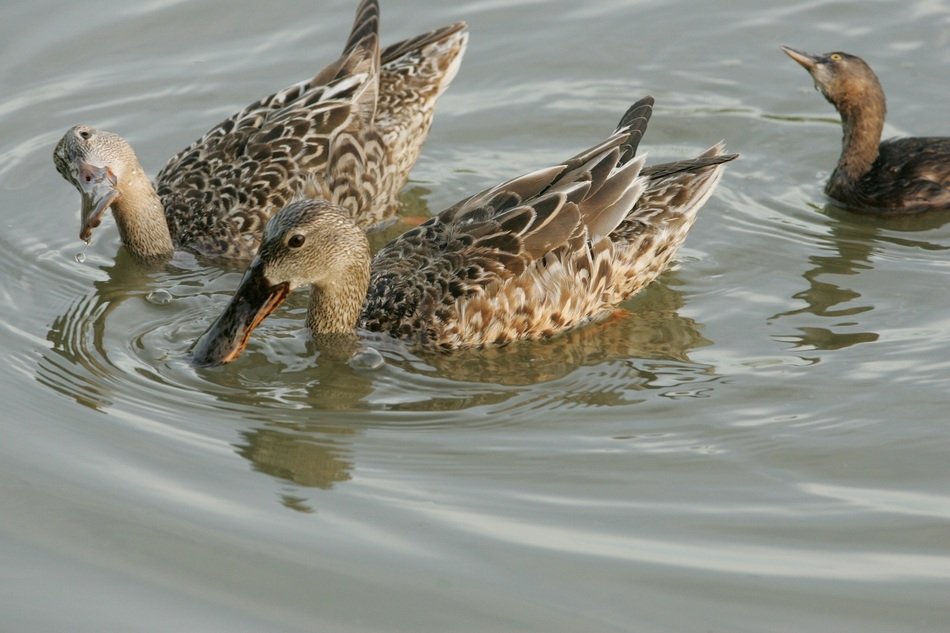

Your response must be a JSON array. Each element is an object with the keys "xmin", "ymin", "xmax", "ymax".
[{"xmin": 783, "ymin": 46, "xmax": 949, "ymax": 214}]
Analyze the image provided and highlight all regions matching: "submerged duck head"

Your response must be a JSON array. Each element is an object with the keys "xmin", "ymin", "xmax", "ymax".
[
  {"xmin": 192, "ymin": 199, "xmax": 372, "ymax": 366},
  {"xmin": 53, "ymin": 125, "xmax": 144, "ymax": 243},
  {"xmin": 781, "ymin": 46, "xmax": 885, "ymax": 115}
]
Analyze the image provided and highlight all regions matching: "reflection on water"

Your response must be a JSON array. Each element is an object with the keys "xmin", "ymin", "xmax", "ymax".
[
  {"xmin": 770, "ymin": 212, "xmax": 878, "ymax": 351},
  {"xmin": 237, "ymin": 423, "xmax": 356, "ymax": 511},
  {"xmin": 38, "ymin": 251, "xmax": 160, "ymax": 411},
  {"xmin": 770, "ymin": 204, "xmax": 949, "ymax": 352}
]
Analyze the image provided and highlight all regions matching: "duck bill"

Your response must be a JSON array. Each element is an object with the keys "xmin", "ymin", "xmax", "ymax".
[
  {"xmin": 191, "ymin": 260, "xmax": 291, "ymax": 367},
  {"xmin": 781, "ymin": 46, "xmax": 819, "ymax": 72},
  {"xmin": 78, "ymin": 162, "xmax": 119, "ymax": 242}
]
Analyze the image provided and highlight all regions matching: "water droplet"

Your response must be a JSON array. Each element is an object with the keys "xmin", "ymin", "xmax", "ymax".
[
  {"xmin": 146, "ymin": 289, "xmax": 173, "ymax": 305},
  {"xmin": 74, "ymin": 252, "xmax": 86, "ymax": 264},
  {"xmin": 348, "ymin": 346, "xmax": 384, "ymax": 371}
]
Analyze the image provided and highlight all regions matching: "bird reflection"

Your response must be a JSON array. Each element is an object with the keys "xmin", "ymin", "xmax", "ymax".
[
  {"xmin": 38, "ymin": 249, "xmax": 162, "ymax": 411},
  {"xmin": 770, "ymin": 203, "xmax": 949, "ymax": 351},
  {"xmin": 236, "ymin": 424, "xmax": 355, "ymax": 511}
]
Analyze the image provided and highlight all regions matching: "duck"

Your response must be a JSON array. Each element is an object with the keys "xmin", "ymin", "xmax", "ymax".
[
  {"xmin": 781, "ymin": 46, "xmax": 950, "ymax": 214},
  {"xmin": 52, "ymin": 0, "xmax": 467, "ymax": 263},
  {"xmin": 192, "ymin": 96, "xmax": 737, "ymax": 366}
]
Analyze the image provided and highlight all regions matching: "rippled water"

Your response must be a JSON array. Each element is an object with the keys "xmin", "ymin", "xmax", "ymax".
[{"xmin": 2, "ymin": 0, "xmax": 949, "ymax": 631}]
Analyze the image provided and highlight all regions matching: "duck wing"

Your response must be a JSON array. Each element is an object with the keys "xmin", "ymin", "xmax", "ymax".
[
  {"xmin": 605, "ymin": 141, "xmax": 736, "ymax": 304},
  {"xmin": 154, "ymin": 1, "xmax": 384, "ymax": 259},
  {"xmin": 374, "ymin": 22, "xmax": 468, "ymax": 204},
  {"xmin": 362, "ymin": 97, "xmax": 659, "ymax": 347}
]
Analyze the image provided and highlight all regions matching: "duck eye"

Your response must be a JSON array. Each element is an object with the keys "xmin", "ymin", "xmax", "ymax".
[
  {"xmin": 829, "ymin": 53, "xmax": 842, "ymax": 61},
  {"xmin": 79, "ymin": 130, "xmax": 91, "ymax": 140},
  {"xmin": 287, "ymin": 234, "xmax": 306, "ymax": 248}
]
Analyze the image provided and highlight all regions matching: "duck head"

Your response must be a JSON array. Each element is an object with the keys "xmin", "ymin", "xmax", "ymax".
[
  {"xmin": 192, "ymin": 199, "xmax": 371, "ymax": 366},
  {"xmin": 53, "ymin": 125, "xmax": 143, "ymax": 243}
]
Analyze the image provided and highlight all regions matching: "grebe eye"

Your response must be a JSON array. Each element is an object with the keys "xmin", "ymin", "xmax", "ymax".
[
  {"xmin": 829, "ymin": 53, "xmax": 842, "ymax": 62},
  {"xmin": 288, "ymin": 234, "xmax": 306, "ymax": 248}
]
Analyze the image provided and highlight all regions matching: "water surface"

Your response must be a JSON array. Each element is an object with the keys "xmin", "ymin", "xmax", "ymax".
[{"xmin": 2, "ymin": 1, "xmax": 949, "ymax": 631}]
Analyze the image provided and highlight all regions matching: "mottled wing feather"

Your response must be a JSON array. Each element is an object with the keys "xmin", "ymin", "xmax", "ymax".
[
  {"xmin": 604, "ymin": 143, "xmax": 734, "ymax": 305},
  {"xmin": 152, "ymin": 1, "xmax": 467, "ymax": 259},
  {"xmin": 155, "ymin": 9, "xmax": 381, "ymax": 260},
  {"xmin": 582, "ymin": 153, "xmax": 647, "ymax": 238},
  {"xmin": 362, "ymin": 98, "xmax": 737, "ymax": 348},
  {"xmin": 373, "ymin": 24, "xmax": 468, "ymax": 217},
  {"xmin": 361, "ymin": 120, "xmax": 651, "ymax": 346},
  {"xmin": 342, "ymin": 0, "xmax": 379, "ymax": 57},
  {"xmin": 616, "ymin": 96, "xmax": 654, "ymax": 163},
  {"xmin": 157, "ymin": 83, "xmax": 370, "ymax": 258},
  {"xmin": 612, "ymin": 143, "xmax": 736, "ymax": 241}
]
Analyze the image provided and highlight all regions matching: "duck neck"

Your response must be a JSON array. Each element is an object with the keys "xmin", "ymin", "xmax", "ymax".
[
  {"xmin": 830, "ymin": 90, "xmax": 885, "ymax": 189},
  {"xmin": 306, "ymin": 258, "xmax": 371, "ymax": 335},
  {"xmin": 111, "ymin": 165, "xmax": 174, "ymax": 262}
]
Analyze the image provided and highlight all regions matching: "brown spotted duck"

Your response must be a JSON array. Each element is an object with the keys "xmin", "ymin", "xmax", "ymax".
[{"xmin": 53, "ymin": 1, "xmax": 467, "ymax": 263}]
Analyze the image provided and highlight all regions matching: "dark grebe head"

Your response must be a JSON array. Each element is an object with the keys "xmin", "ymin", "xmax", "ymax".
[{"xmin": 781, "ymin": 47, "xmax": 885, "ymax": 115}]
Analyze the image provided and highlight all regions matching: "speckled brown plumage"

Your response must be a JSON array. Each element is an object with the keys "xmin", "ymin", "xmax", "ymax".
[
  {"xmin": 782, "ymin": 46, "xmax": 950, "ymax": 215},
  {"xmin": 52, "ymin": 0, "xmax": 467, "ymax": 262},
  {"xmin": 192, "ymin": 96, "xmax": 737, "ymax": 365},
  {"xmin": 362, "ymin": 98, "xmax": 734, "ymax": 349}
]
